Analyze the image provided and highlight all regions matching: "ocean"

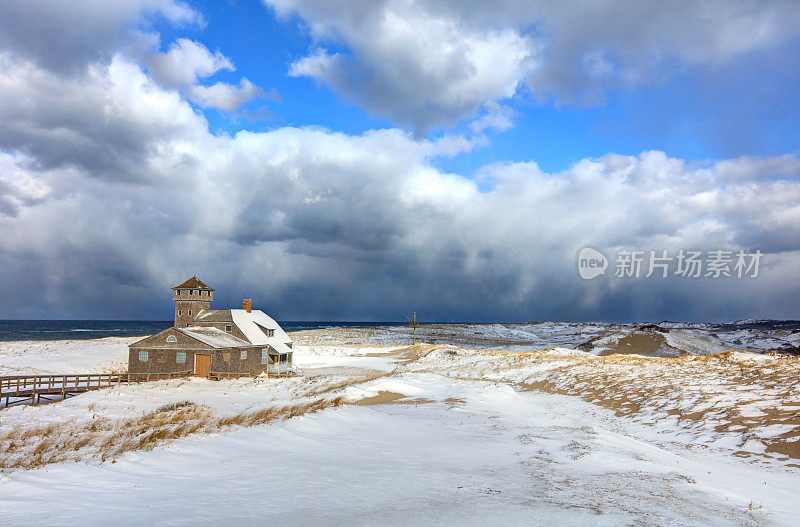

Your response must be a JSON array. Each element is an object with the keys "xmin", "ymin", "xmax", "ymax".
[{"xmin": 0, "ymin": 320, "xmax": 401, "ymax": 342}]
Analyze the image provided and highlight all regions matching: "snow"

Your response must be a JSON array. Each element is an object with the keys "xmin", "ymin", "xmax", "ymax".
[
  {"xmin": 230, "ymin": 309, "xmax": 293, "ymax": 353},
  {"xmin": 292, "ymin": 344, "xmax": 408, "ymax": 372},
  {"xmin": 0, "ymin": 370, "xmax": 794, "ymax": 525},
  {"xmin": 0, "ymin": 337, "xmax": 134, "ymax": 375},
  {"xmin": 290, "ymin": 321, "xmax": 800, "ymax": 355},
  {"xmin": 181, "ymin": 326, "xmax": 251, "ymax": 348},
  {"xmin": 2, "ymin": 330, "xmax": 800, "ymax": 525}
]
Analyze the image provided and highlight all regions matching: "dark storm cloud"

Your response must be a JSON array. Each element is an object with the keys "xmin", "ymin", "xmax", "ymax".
[{"xmin": 2, "ymin": 128, "xmax": 799, "ymax": 321}]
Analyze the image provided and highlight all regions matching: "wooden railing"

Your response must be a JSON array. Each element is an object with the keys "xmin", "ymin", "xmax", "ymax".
[
  {"xmin": 208, "ymin": 371, "xmax": 254, "ymax": 380},
  {"xmin": 1, "ymin": 367, "xmax": 297, "ymax": 408},
  {"xmin": 267, "ymin": 363, "xmax": 295, "ymax": 375},
  {"xmin": 207, "ymin": 369, "xmax": 295, "ymax": 380},
  {"xmin": 0, "ymin": 371, "xmax": 191, "ymax": 407}
]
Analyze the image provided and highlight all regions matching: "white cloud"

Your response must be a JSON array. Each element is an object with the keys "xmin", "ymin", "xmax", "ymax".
[
  {"xmin": 0, "ymin": 51, "xmax": 208, "ymax": 180},
  {"xmin": 147, "ymin": 39, "xmax": 269, "ymax": 111},
  {"xmin": 270, "ymin": 0, "xmax": 800, "ymax": 130},
  {"xmin": 282, "ymin": 0, "xmax": 538, "ymax": 134},
  {"xmin": 147, "ymin": 38, "xmax": 233, "ymax": 87},
  {"xmin": 470, "ymin": 102, "xmax": 515, "ymax": 134},
  {"xmin": 0, "ymin": 0, "xmax": 202, "ymax": 74},
  {"xmin": 189, "ymin": 78, "xmax": 266, "ymax": 112}
]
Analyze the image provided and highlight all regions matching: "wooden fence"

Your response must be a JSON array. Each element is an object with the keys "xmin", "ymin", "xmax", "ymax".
[
  {"xmin": 208, "ymin": 371, "xmax": 253, "ymax": 381},
  {"xmin": 208, "ymin": 370, "xmax": 295, "ymax": 380}
]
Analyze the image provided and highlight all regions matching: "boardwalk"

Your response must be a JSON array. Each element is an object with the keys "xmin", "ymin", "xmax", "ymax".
[
  {"xmin": 0, "ymin": 372, "xmax": 189, "ymax": 407},
  {"xmin": 0, "ymin": 370, "xmax": 297, "ymax": 408}
]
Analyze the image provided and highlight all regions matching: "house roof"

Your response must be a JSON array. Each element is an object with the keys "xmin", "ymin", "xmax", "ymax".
[
  {"xmin": 194, "ymin": 309, "xmax": 233, "ymax": 322},
  {"xmin": 231, "ymin": 309, "xmax": 293, "ymax": 353},
  {"xmin": 172, "ymin": 276, "xmax": 214, "ymax": 290},
  {"xmin": 178, "ymin": 327, "xmax": 252, "ymax": 348}
]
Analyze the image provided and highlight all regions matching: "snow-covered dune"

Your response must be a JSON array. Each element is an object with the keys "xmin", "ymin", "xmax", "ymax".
[{"xmin": 291, "ymin": 320, "xmax": 800, "ymax": 355}]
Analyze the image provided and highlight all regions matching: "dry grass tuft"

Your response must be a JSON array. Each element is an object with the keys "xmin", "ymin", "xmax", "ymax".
[{"xmin": 0, "ymin": 396, "xmax": 346, "ymax": 470}]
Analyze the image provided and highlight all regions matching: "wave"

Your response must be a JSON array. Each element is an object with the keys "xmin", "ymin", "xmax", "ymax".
[{"xmin": 70, "ymin": 329, "xmax": 124, "ymax": 332}]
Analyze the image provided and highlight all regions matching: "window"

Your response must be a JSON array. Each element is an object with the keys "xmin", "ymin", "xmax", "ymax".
[
  {"xmin": 139, "ymin": 351, "xmax": 148, "ymax": 362},
  {"xmin": 261, "ymin": 349, "xmax": 269, "ymax": 364},
  {"xmin": 267, "ymin": 329, "xmax": 275, "ymax": 337},
  {"xmin": 176, "ymin": 352, "xmax": 186, "ymax": 363},
  {"xmin": 225, "ymin": 325, "xmax": 232, "ymax": 332},
  {"xmin": 223, "ymin": 352, "xmax": 231, "ymax": 362},
  {"xmin": 166, "ymin": 335, "xmax": 177, "ymax": 343},
  {"xmin": 178, "ymin": 310, "xmax": 181, "ymax": 316},
  {"xmin": 240, "ymin": 350, "xmax": 247, "ymax": 360},
  {"xmin": 188, "ymin": 310, "xmax": 192, "ymax": 316}
]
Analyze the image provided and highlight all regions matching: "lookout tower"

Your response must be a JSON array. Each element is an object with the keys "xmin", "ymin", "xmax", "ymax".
[{"xmin": 172, "ymin": 276, "xmax": 214, "ymax": 327}]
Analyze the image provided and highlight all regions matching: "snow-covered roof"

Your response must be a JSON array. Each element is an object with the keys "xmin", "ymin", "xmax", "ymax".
[
  {"xmin": 179, "ymin": 327, "xmax": 252, "ymax": 349},
  {"xmin": 194, "ymin": 309, "xmax": 233, "ymax": 322},
  {"xmin": 230, "ymin": 309, "xmax": 293, "ymax": 354}
]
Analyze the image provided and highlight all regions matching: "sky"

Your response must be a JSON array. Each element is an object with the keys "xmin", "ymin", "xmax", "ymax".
[{"xmin": 0, "ymin": 0, "xmax": 798, "ymax": 323}]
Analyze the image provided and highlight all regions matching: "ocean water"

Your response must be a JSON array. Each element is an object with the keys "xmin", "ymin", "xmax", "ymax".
[{"xmin": 0, "ymin": 320, "xmax": 401, "ymax": 342}]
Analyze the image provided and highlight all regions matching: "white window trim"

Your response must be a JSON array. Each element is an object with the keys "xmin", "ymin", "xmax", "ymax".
[
  {"xmin": 139, "ymin": 351, "xmax": 149, "ymax": 362},
  {"xmin": 176, "ymin": 352, "xmax": 186, "ymax": 363}
]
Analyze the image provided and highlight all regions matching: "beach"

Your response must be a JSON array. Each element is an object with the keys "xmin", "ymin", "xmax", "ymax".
[{"xmin": 1, "ymin": 324, "xmax": 799, "ymax": 525}]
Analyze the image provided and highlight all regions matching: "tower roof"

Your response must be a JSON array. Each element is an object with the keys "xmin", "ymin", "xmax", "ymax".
[{"xmin": 172, "ymin": 276, "xmax": 214, "ymax": 290}]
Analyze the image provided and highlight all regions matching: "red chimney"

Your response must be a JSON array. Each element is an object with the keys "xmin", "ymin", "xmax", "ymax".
[{"xmin": 243, "ymin": 299, "xmax": 252, "ymax": 313}]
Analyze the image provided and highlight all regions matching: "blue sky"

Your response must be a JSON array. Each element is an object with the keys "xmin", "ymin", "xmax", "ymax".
[
  {"xmin": 158, "ymin": 0, "xmax": 800, "ymax": 174},
  {"xmin": 0, "ymin": 0, "xmax": 799, "ymax": 321},
  {"xmin": 155, "ymin": 1, "xmax": 398, "ymax": 136}
]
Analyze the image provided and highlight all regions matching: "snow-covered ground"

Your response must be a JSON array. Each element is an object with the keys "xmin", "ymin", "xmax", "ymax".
[
  {"xmin": 1, "ymin": 330, "xmax": 800, "ymax": 525},
  {"xmin": 0, "ymin": 337, "xmax": 135, "ymax": 375},
  {"xmin": 291, "ymin": 321, "xmax": 800, "ymax": 355}
]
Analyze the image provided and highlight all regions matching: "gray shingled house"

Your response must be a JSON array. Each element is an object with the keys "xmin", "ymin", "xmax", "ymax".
[{"xmin": 128, "ymin": 277, "xmax": 294, "ymax": 377}]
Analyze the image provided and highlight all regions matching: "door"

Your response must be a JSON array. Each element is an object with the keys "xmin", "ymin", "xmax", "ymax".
[{"xmin": 194, "ymin": 354, "xmax": 211, "ymax": 377}]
